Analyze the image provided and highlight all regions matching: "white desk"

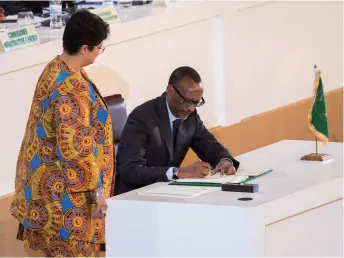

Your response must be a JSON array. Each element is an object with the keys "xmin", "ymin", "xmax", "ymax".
[
  {"xmin": 106, "ymin": 140, "xmax": 343, "ymax": 257},
  {"xmin": 0, "ymin": 3, "xmax": 172, "ymax": 44}
]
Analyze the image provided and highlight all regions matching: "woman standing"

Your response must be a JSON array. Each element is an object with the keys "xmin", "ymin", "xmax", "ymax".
[{"xmin": 10, "ymin": 10, "xmax": 114, "ymax": 256}]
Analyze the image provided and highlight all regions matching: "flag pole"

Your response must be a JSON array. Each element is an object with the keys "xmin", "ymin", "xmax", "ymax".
[
  {"xmin": 314, "ymin": 64, "xmax": 318, "ymax": 155},
  {"xmin": 300, "ymin": 64, "xmax": 331, "ymax": 161}
]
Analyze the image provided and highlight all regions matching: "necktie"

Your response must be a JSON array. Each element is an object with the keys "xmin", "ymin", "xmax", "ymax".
[{"xmin": 172, "ymin": 119, "xmax": 180, "ymax": 152}]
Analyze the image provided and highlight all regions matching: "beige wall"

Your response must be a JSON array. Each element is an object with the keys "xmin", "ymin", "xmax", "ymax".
[
  {"xmin": 0, "ymin": 1, "xmax": 342, "ymax": 196},
  {"xmin": 182, "ymin": 88, "xmax": 343, "ymax": 166},
  {"xmin": 224, "ymin": 1, "xmax": 343, "ymax": 124}
]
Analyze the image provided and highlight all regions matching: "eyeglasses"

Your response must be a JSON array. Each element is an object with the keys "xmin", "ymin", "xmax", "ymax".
[
  {"xmin": 91, "ymin": 45, "xmax": 105, "ymax": 54},
  {"xmin": 172, "ymin": 85, "xmax": 205, "ymax": 107}
]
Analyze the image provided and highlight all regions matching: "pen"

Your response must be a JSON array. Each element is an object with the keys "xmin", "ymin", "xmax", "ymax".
[
  {"xmin": 208, "ymin": 166, "xmax": 214, "ymax": 177},
  {"xmin": 199, "ymin": 159, "xmax": 213, "ymax": 177}
]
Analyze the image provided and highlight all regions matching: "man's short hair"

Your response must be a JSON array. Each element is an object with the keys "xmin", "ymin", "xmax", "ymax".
[{"xmin": 168, "ymin": 66, "xmax": 202, "ymax": 87}]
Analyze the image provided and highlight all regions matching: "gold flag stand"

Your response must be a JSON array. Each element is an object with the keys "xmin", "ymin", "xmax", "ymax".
[
  {"xmin": 301, "ymin": 64, "xmax": 331, "ymax": 162},
  {"xmin": 301, "ymin": 137, "xmax": 331, "ymax": 161}
]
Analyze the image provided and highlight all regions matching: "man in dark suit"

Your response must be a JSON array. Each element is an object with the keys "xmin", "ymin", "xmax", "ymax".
[{"xmin": 115, "ymin": 66, "xmax": 239, "ymax": 194}]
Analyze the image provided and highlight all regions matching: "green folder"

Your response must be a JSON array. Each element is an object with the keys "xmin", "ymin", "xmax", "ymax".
[{"xmin": 168, "ymin": 169, "xmax": 273, "ymax": 187}]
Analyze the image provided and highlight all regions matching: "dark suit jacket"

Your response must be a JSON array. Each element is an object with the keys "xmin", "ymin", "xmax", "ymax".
[{"xmin": 115, "ymin": 93, "xmax": 239, "ymax": 194}]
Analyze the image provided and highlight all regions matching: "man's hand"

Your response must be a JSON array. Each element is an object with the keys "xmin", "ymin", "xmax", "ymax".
[
  {"xmin": 92, "ymin": 189, "xmax": 108, "ymax": 217},
  {"xmin": 212, "ymin": 159, "xmax": 236, "ymax": 176},
  {"xmin": 178, "ymin": 161, "xmax": 211, "ymax": 178},
  {"xmin": 0, "ymin": 8, "xmax": 5, "ymax": 21}
]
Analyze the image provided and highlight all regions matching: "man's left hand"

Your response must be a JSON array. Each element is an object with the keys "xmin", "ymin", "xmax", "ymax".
[
  {"xmin": 212, "ymin": 159, "xmax": 236, "ymax": 176},
  {"xmin": 0, "ymin": 8, "xmax": 5, "ymax": 21}
]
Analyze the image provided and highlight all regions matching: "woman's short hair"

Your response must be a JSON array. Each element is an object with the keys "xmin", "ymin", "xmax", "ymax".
[{"xmin": 63, "ymin": 9, "xmax": 110, "ymax": 55}]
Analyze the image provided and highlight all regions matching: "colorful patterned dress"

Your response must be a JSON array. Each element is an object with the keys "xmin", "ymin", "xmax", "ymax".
[{"xmin": 10, "ymin": 56, "xmax": 115, "ymax": 256}]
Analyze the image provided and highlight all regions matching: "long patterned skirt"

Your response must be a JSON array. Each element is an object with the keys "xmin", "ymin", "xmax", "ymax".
[{"xmin": 17, "ymin": 224, "xmax": 100, "ymax": 257}]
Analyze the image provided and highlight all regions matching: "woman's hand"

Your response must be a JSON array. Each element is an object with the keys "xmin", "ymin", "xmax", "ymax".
[{"xmin": 92, "ymin": 188, "xmax": 108, "ymax": 216}]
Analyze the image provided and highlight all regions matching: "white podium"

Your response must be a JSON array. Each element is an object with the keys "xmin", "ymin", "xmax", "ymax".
[{"xmin": 106, "ymin": 140, "xmax": 343, "ymax": 256}]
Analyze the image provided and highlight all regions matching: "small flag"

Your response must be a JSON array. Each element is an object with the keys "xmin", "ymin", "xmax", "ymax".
[{"xmin": 308, "ymin": 65, "xmax": 329, "ymax": 143}]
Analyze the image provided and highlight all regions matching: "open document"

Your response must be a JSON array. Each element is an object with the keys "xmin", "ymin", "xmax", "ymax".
[
  {"xmin": 174, "ymin": 174, "xmax": 249, "ymax": 184},
  {"xmin": 169, "ymin": 166, "xmax": 272, "ymax": 187}
]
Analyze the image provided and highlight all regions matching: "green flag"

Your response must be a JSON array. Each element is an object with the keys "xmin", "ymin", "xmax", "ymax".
[{"xmin": 308, "ymin": 70, "xmax": 329, "ymax": 143}]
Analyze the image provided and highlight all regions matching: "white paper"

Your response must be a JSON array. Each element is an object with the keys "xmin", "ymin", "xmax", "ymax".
[
  {"xmin": 138, "ymin": 185, "xmax": 211, "ymax": 197},
  {"xmin": 5, "ymin": 15, "xmax": 18, "ymax": 20},
  {"xmin": 175, "ymin": 174, "xmax": 249, "ymax": 184},
  {"xmin": 235, "ymin": 166, "xmax": 272, "ymax": 177}
]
